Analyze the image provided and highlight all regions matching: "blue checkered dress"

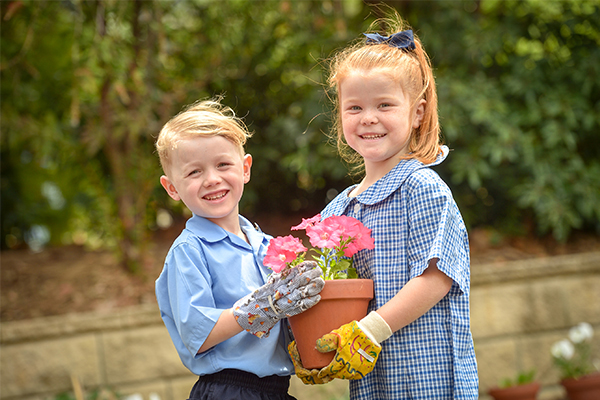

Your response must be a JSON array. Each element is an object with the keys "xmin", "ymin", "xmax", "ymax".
[{"xmin": 321, "ymin": 147, "xmax": 479, "ymax": 399}]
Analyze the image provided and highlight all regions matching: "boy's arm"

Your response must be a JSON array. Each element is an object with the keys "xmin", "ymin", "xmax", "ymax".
[
  {"xmin": 198, "ymin": 261, "xmax": 325, "ymax": 353},
  {"xmin": 197, "ymin": 309, "xmax": 242, "ymax": 354},
  {"xmin": 232, "ymin": 261, "xmax": 324, "ymax": 338}
]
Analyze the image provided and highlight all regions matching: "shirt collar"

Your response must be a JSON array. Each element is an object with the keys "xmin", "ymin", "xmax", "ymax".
[
  {"xmin": 241, "ymin": 217, "xmax": 271, "ymax": 251},
  {"xmin": 185, "ymin": 214, "xmax": 262, "ymax": 249},
  {"xmin": 340, "ymin": 145, "xmax": 449, "ymax": 206}
]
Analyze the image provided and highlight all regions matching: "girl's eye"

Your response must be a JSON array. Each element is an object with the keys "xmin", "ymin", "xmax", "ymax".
[
  {"xmin": 218, "ymin": 162, "xmax": 230, "ymax": 168},
  {"xmin": 188, "ymin": 170, "xmax": 200, "ymax": 176},
  {"xmin": 379, "ymin": 103, "xmax": 391, "ymax": 108},
  {"xmin": 349, "ymin": 105, "xmax": 361, "ymax": 111}
]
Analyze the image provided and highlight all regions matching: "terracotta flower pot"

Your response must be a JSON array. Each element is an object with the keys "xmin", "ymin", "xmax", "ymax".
[
  {"xmin": 488, "ymin": 382, "xmax": 540, "ymax": 400},
  {"xmin": 288, "ymin": 279, "xmax": 374, "ymax": 369},
  {"xmin": 561, "ymin": 372, "xmax": 600, "ymax": 400}
]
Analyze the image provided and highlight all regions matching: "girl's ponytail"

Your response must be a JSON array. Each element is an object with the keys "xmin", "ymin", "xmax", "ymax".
[{"xmin": 407, "ymin": 36, "xmax": 441, "ymax": 164}]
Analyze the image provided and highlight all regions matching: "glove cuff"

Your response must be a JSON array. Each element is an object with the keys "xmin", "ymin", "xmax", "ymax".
[{"xmin": 357, "ymin": 311, "xmax": 392, "ymax": 346}]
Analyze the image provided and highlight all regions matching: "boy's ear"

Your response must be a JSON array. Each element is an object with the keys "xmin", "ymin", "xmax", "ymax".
[
  {"xmin": 243, "ymin": 154, "xmax": 252, "ymax": 184},
  {"xmin": 412, "ymin": 99, "xmax": 427, "ymax": 129},
  {"xmin": 160, "ymin": 175, "xmax": 181, "ymax": 201}
]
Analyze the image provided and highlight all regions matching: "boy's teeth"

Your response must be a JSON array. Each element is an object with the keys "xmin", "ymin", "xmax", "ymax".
[{"xmin": 205, "ymin": 192, "xmax": 226, "ymax": 200}]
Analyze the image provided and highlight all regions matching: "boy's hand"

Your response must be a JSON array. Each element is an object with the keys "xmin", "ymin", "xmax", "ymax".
[
  {"xmin": 288, "ymin": 341, "xmax": 334, "ymax": 385},
  {"xmin": 314, "ymin": 312, "xmax": 392, "ymax": 380},
  {"xmin": 233, "ymin": 261, "xmax": 324, "ymax": 338}
]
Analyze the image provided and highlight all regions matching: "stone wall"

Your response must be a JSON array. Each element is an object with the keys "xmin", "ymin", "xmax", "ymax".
[
  {"xmin": 2, "ymin": 252, "xmax": 599, "ymax": 400},
  {"xmin": 472, "ymin": 252, "xmax": 600, "ymax": 399}
]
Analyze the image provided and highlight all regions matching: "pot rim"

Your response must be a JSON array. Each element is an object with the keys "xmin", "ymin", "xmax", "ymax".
[{"xmin": 320, "ymin": 278, "xmax": 374, "ymax": 299}]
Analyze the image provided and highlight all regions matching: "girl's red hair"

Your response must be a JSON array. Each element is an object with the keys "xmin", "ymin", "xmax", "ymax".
[{"xmin": 327, "ymin": 15, "xmax": 441, "ymax": 174}]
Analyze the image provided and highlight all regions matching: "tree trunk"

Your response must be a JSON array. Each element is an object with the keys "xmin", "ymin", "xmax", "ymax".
[{"xmin": 96, "ymin": 0, "xmax": 152, "ymax": 274}]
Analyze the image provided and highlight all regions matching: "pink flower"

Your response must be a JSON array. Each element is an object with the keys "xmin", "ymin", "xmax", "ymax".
[
  {"xmin": 340, "ymin": 218, "xmax": 375, "ymax": 257},
  {"xmin": 306, "ymin": 219, "xmax": 340, "ymax": 249},
  {"xmin": 291, "ymin": 214, "xmax": 321, "ymax": 231},
  {"xmin": 263, "ymin": 235, "xmax": 307, "ymax": 273},
  {"xmin": 263, "ymin": 214, "xmax": 374, "ymax": 279},
  {"xmin": 307, "ymin": 215, "xmax": 374, "ymax": 265}
]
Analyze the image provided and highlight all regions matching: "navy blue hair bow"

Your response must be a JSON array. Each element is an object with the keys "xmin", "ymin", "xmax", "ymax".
[{"xmin": 363, "ymin": 30, "xmax": 415, "ymax": 51}]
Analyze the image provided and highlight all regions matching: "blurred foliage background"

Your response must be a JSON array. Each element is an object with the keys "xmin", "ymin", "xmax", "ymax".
[{"xmin": 2, "ymin": 0, "xmax": 599, "ymax": 273}]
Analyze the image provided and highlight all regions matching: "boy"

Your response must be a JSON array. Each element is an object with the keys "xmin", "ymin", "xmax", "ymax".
[{"xmin": 155, "ymin": 98, "xmax": 324, "ymax": 399}]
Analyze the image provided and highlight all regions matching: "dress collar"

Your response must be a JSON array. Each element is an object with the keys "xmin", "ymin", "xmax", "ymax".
[{"xmin": 340, "ymin": 145, "xmax": 449, "ymax": 207}]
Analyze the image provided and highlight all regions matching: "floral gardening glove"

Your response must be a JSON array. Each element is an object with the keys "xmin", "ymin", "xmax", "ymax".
[
  {"xmin": 233, "ymin": 261, "xmax": 324, "ymax": 338},
  {"xmin": 288, "ymin": 341, "xmax": 334, "ymax": 385},
  {"xmin": 315, "ymin": 311, "xmax": 392, "ymax": 380}
]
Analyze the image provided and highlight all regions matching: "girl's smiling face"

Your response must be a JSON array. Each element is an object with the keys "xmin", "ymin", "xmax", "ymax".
[
  {"xmin": 340, "ymin": 70, "xmax": 425, "ymax": 178},
  {"xmin": 160, "ymin": 135, "xmax": 251, "ymax": 233}
]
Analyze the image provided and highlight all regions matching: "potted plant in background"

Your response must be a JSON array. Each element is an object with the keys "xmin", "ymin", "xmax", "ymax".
[
  {"xmin": 488, "ymin": 369, "xmax": 540, "ymax": 400},
  {"xmin": 263, "ymin": 214, "xmax": 375, "ymax": 369},
  {"xmin": 551, "ymin": 322, "xmax": 600, "ymax": 400}
]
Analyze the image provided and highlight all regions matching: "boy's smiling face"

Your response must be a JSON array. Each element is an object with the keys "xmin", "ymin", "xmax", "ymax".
[{"xmin": 160, "ymin": 135, "xmax": 252, "ymax": 233}]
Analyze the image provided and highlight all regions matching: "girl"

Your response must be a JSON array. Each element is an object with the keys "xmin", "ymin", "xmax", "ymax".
[{"xmin": 292, "ymin": 16, "xmax": 479, "ymax": 399}]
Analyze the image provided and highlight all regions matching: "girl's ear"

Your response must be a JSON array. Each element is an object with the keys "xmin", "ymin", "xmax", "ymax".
[
  {"xmin": 243, "ymin": 154, "xmax": 253, "ymax": 184},
  {"xmin": 160, "ymin": 175, "xmax": 181, "ymax": 201},
  {"xmin": 412, "ymin": 99, "xmax": 427, "ymax": 129}
]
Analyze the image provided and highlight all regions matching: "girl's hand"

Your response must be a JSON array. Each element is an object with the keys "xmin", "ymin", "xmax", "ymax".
[{"xmin": 314, "ymin": 311, "xmax": 392, "ymax": 380}]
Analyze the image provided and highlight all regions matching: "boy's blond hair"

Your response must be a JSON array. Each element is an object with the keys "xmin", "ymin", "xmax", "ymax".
[
  {"xmin": 156, "ymin": 97, "xmax": 252, "ymax": 175},
  {"xmin": 327, "ymin": 14, "xmax": 441, "ymax": 173}
]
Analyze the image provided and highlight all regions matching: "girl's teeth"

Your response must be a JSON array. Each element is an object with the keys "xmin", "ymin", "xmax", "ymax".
[{"xmin": 363, "ymin": 134, "xmax": 384, "ymax": 139}]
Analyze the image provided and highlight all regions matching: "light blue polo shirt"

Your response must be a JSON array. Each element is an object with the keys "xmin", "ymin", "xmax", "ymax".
[{"xmin": 155, "ymin": 214, "xmax": 294, "ymax": 377}]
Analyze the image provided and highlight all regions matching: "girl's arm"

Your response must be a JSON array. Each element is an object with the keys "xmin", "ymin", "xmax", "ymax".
[
  {"xmin": 376, "ymin": 258, "xmax": 453, "ymax": 332},
  {"xmin": 305, "ymin": 259, "xmax": 453, "ymax": 381},
  {"xmin": 197, "ymin": 309, "xmax": 242, "ymax": 354}
]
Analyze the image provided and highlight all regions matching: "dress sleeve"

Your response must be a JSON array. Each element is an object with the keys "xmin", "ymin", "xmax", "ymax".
[
  {"xmin": 405, "ymin": 171, "xmax": 470, "ymax": 296},
  {"xmin": 164, "ymin": 242, "xmax": 225, "ymax": 357}
]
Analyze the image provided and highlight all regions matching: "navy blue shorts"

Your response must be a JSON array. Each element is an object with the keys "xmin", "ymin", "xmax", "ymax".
[{"xmin": 188, "ymin": 369, "xmax": 297, "ymax": 400}]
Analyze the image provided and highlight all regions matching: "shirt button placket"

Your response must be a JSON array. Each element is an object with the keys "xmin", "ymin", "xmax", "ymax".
[{"xmin": 353, "ymin": 203, "xmax": 361, "ymax": 216}]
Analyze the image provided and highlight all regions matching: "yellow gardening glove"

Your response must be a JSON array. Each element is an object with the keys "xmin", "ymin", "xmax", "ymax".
[
  {"xmin": 315, "ymin": 311, "xmax": 392, "ymax": 380},
  {"xmin": 288, "ymin": 341, "xmax": 334, "ymax": 385}
]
